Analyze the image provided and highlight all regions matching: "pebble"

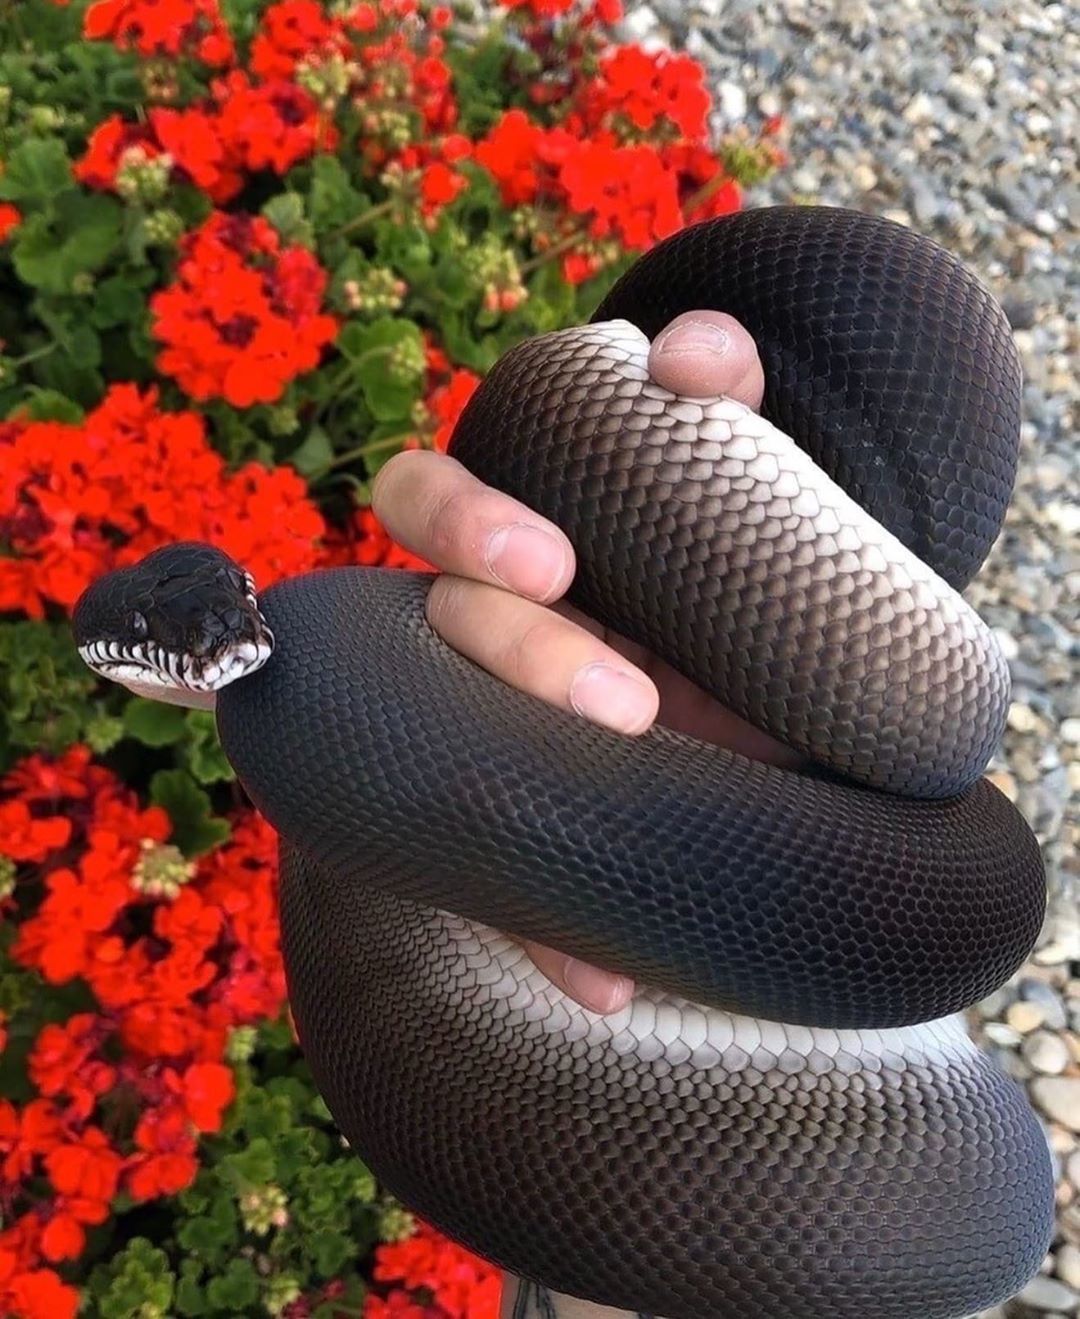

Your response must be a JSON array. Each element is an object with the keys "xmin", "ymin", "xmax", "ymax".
[
  {"xmin": 1060, "ymin": 1246, "xmax": 1080, "ymax": 1292},
  {"xmin": 1007, "ymin": 1000, "xmax": 1047, "ymax": 1033},
  {"xmin": 1032, "ymin": 1079, "xmax": 1080, "ymax": 1133},
  {"xmin": 1017, "ymin": 1274, "xmax": 1080, "ymax": 1312},
  {"xmin": 1022, "ymin": 980, "xmax": 1070, "ymax": 1031},
  {"xmin": 984, "ymin": 1021, "xmax": 1023, "ymax": 1049},
  {"xmin": 1022, "ymin": 1031, "xmax": 1072, "ymax": 1075}
]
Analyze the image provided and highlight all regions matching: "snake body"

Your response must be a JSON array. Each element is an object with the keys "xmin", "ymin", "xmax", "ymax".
[{"xmin": 74, "ymin": 207, "xmax": 1054, "ymax": 1318}]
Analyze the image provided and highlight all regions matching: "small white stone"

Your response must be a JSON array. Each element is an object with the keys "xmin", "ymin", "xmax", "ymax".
[
  {"xmin": 717, "ymin": 80, "xmax": 748, "ymax": 121},
  {"xmin": 1017, "ymin": 1273, "xmax": 1080, "ymax": 1312},
  {"xmin": 1005, "ymin": 1000, "xmax": 1046, "ymax": 1033},
  {"xmin": 1031, "ymin": 1077, "xmax": 1080, "ymax": 1132},
  {"xmin": 1021, "ymin": 1030, "xmax": 1070, "ymax": 1075},
  {"xmin": 1058, "ymin": 1245, "xmax": 1080, "ymax": 1292}
]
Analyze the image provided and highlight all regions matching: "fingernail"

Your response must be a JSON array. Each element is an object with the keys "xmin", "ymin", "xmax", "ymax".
[
  {"xmin": 654, "ymin": 319, "xmax": 730, "ymax": 357},
  {"xmin": 569, "ymin": 662, "xmax": 655, "ymax": 735},
  {"xmin": 562, "ymin": 958, "xmax": 634, "ymax": 1014},
  {"xmin": 485, "ymin": 522, "xmax": 567, "ymax": 600}
]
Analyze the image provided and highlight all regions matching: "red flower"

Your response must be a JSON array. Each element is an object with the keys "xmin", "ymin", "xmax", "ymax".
[
  {"xmin": 214, "ymin": 72, "xmax": 338, "ymax": 175},
  {"xmin": 0, "ymin": 204, "xmax": 21, "ymax": 243},
  {"xmin": 475, "ymin": 110, "xmax": 545, "ymax": 205},
  {"xmin": 125, "ymin": 1104, "xmax": 198, "ymax": 1201},
  {"xmin": 0, "ymin": 1099, "xmax": 61, "ymax": 1183},
  {"xmin": 150, "ymin": 106, "xmax": 245, "ymax": 202},
  {"xmin": 174, "ymin": 1061, "xmax": 235, "ymax": 1134},
  {"xmin": 581, "ymin": 46, "xmax": 711, "ymax": 138},
  {"xmin": 44, "ymin": 1127, "xmax": 122, "ymax": 1207},
  {"xmin": 28, "ymin": 1016, "xmax": 117, "ymax": 1121},
  {"xmin": 0, "ymin": 800, "xmax": 71, "ymax": 863},
  {"xmin": 83, "ymin": 0, "xmax": 235, "ymax": 65},
  {"xmin": 559, "ymin": 140, "xmax": 682, "ymax": 247},
  {"xmin": 251, "ymin": 0, "xmax": 355, "ymax": 79},
  {"xmin": 368, "ymin": 1222, "xmax": 501, "ymax": 1319},
  {"xmin": 420, "ymin": 161, "xmax": 467, "ymax": 214},
  {"xmin": 0, "ymin": 1251, "xmax": 78, "ymax": 1319},
  {"xmin": 150, "ymin": 211, "xmax": 339, "ymax": 406}
]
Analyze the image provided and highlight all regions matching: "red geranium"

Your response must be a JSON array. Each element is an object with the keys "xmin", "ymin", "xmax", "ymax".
[{"xmin": 150, "ymin": 211, "xmax": 339, "ymax": 406}]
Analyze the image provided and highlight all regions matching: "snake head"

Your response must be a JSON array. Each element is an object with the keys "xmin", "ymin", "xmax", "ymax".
[{"xmin": 72, "ymin": 542, "xmax": 274, "ymax": 710}]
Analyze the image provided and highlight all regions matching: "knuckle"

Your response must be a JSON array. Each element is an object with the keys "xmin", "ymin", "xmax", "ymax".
[
  {"xmin": 503, "ymin": 614, "xmax": 576, "ymax": 692},
  {"xmin": 423, "ymin": 481, "xmax": 486, "ymax": 563}
]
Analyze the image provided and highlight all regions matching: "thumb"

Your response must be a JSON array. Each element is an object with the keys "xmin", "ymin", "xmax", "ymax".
[{"xmin": 647, "ymin": 310, "xmax": 765, "ymax": 409}]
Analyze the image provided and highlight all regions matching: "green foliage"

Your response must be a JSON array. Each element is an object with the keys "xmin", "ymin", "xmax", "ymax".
[
  {"xmin": 149, "ymin": 769, "xmax": 231, "ymax": 855},
  {"xmin": 86, "ymin": 1238, "xmax": 175, "ymax": 1319},
  {"xmin": 0, "ymin": 619, "xmax": 116, "ymax": 770},
  {"xmin": 120, "ymin": 1020, "xmax": 383, "ymax": 1317}
]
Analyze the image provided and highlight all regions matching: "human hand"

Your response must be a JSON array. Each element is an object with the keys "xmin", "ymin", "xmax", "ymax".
[{"xmin": 371, "ymin": 312, "xmax": 802, "ymax": 1014}]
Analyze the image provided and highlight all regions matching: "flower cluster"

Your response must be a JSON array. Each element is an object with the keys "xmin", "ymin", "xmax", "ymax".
[
  {"xmin": 83, "ymin": 0, "xmax": 236, "ymax": 65},
  {"xmin": 0, "ymin": 0, "xmax": 779, "ymax": 1311},
  {"xmin": 365, "ymin": 1222, "xmax": 502, "ymax": 1318},
  {"xmin": 0, "ymin": 746, "xmax": 283, "ymax": 1311},
  {"xmin": 149, "ymin": 212, "xmax": 340, "ymax": 404},
  {"xmin": 0, "ymin": 383, "xmax": 326, "ymax": 617}
]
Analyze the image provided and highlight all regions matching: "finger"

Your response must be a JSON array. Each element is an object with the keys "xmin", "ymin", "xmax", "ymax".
[
  {"xmin": 648, "ymin": 310, "xmax": 765, "ymax": 408},
  {"xmin": 371, "ymin": 449, "xmax": 575, "ymax": 604},
  {"xmin": 426, "ymin": 576, "xmax": 659, "ymax": 736},
  {"xmin": 518, "ymin": 938, "xmax": 635, "ymax": 1015}
]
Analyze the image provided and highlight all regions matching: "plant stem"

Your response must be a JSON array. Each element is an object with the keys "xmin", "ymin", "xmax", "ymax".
[
  {"xmin": 12, "ymin": 342, "xmax": 59, "ymax": 369},
  {"xmin": 683, "ymin": 170, "xmax": 733, "ymax": 217},
  {"xmin": 330, "ymin": 199, "xmax": 397, "ymax": 241},
  {"xmin": 521, "ymin": 226, "xmax": 589, "ymax": 276},
  {"xmin": 320, "ymin": 429, "xmax": 412, "ymax": 474}
]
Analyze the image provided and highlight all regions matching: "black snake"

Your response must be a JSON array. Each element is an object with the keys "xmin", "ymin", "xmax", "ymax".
[{"xmin": 73, "ymin": 206, "xmax": 1054, "ymax": 1319}]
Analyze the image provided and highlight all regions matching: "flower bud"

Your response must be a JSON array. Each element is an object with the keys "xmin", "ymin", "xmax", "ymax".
[{"xmin": 131, "ymin": 840, "xmax": 194, "ymax": 900}]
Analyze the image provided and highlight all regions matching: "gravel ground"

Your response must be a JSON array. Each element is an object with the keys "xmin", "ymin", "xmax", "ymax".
[{"xmin": 615, "ymin": 1, "xmax": 1079, "ymax": 1314}]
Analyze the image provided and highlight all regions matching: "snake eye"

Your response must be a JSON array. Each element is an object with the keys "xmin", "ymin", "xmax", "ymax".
[{"xmin": 130, "ymin": 611, "xmax": 148, "ymax": 639}]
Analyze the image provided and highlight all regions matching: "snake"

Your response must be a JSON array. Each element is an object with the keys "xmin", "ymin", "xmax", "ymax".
[{"xmin": 73, "ymin": 206, "xmax": 1055, "ymax": 1319}]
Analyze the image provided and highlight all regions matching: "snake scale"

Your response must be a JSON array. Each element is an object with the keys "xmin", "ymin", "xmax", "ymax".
[{"xmin": 73, "ymin": 206, "xmax": 1055, "ymax": 1319}]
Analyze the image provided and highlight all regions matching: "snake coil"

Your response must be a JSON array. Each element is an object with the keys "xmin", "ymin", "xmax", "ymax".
[{"xmin": 79, "ymin": 206, "xmax": 1056, "ymax": 1318}]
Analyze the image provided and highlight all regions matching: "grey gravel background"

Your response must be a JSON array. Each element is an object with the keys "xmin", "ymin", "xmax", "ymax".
[{"xmin": 615, "ymin": 1, "xmax": 1078, "ymax": 1314}]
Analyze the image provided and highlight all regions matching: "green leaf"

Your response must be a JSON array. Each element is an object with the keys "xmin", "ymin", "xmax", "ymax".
[
  {"xmin": 90, "ymin": 276, "xmax": 150, "ymax": 329},
  {"xmin": 310, "ymin": 1229, "xmax": 355, "ymax": 1277},
  {"xmin": 123, "ymin": 698, "xmax": 188, "ymax": 747},
  {"xmin": 288, "ymin": 425, "xmax": 335, "ymax": 477},
  {"xmin": 222, "ymin": 1135, "xmax": 277, "ymax": 1190},
  {"xmin": 12, "ymin": 193, "xmax": 122, "ymax": 295},
  {"xmin": 308, "ymin": 155, "xmax": 365, "ymax": 230},
  {"xmin": 87, "ymin": 1237, "xmax": 175, "ymax": 1319},
  {"xmin": 0, "ymin": 620, "xmax": 101, "ymax": 771},
  {"xmin": 149, "ymin": 769, "xmax": 230, "ymax": 856},
  {"xmin": 206, "ymin": 1259, "xmax": 260, "ymax": 1311},
  {"xmin": 182, "ymin": 709, "xmax": 235, "ymax": 785},
  {"xmin": 15, "ymin": 388, "xmax": 84, "ymax": 423},
  {"xmin": 336, "ymin": 317, "xmax": 424, "ymax": 423},
  {"xmin": 262, "ymin": 191, "xmax": 313, "ymax": 247},
  {"xmin": 0, "ymin": 138, "xmax": 73, "ymax": 205},
  {"xmin": 175, "ymin": 1260, "xmax": 209, "ymax": 1317},
  {"xmin": 373, "ymin": 220, "xmax": 432, "ymax": 282},
  {"xmin": 177, "ymin": 1189, "xmax": 238, "ymax": 1265}
]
